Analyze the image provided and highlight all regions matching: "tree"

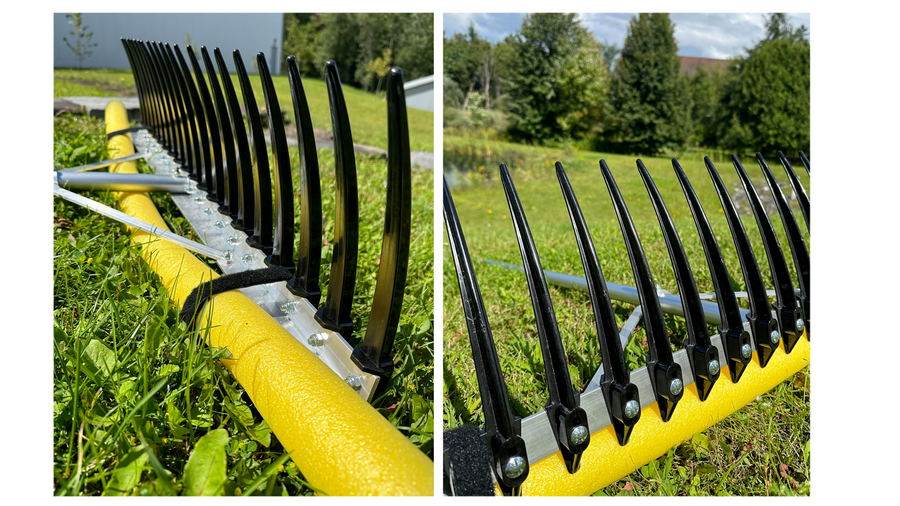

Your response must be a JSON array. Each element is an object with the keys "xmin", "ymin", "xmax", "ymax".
[
  {"xmin": 504, "ymin": 13, "xmax": 608, "ymax": 143},
  {"xmin": 602, "ymin": 13, "xmax": 692, "ymax": 155},
  {"xmin": 282, "ymin": 14, "xmax": 321, "ymax": 77},
  {"xmin": 63, "ymin": 13, "xmax": 97, "ymax": 69},
  {"xmin": 688, "ymin": 68, "xmax": 724, "ymax": 146},
  {"xmin": 763, "ymin": 13, "xmax": 808, "ymax": 44},
  {"xmin": 599, "ymin": 41, "xmax": 620, "ymax": 72}
]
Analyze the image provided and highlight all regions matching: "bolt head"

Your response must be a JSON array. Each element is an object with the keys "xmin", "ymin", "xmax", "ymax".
[
  {"xmin": 570, "ymin": 425, "xmax": 588, "ymax": 446},
  {"xmin": 741, "ymin": 343, "xmax": 753, "ymax": 359},
  {"xmin": 708, "ymin": 359, "xmax": 720, "ymax": 376},
  {"xmin": 624, "ymin": 400, "xmax": 640, "ymax": 419},
  {"xmin": 770, "ymin": 330, "xmax": 780, "ymax": 345},
  {"xmin": 669, "ymin": 378, "xmax": 683, "ymax": 396},
  {"xmin": 796, "ymin": 318, "xmax": 805, "ymax": 333},
  {"xmin": 504, "ymin": 456, "xmax": 526, "ymax": 479}
]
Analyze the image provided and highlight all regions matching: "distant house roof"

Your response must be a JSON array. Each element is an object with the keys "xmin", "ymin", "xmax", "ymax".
[
  {"xmin": 679, "ymin": 56, "xmax": 729, "ymax": 77},
  {"xmin": 403, "ymin": 74, "xmax": 435, "ymax": 91}
]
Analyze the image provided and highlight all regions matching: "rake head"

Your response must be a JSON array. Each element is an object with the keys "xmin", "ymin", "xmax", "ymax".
[
  {"xmin": 443, "ymin": 152, "xmax": 810, "ymax": 495},
  {"xmin": 119, "ymin": 38, "xmax": 413, "ymax": 399}
]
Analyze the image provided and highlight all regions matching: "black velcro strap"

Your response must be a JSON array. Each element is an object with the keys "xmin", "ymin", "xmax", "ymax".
[
  {"xmin": 107, "ymin": 126, "xmax": 152, "ymax": 139},
  {"xmin": 443, "ymin": 426, "xmax": 495, "ymax": 496},
  {"xmin": 180, "ymin": 266, "xmax": 293, "ymax": 329}
]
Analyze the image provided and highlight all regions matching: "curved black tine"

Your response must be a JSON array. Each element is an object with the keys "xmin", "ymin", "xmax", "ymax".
[
  {"xmin": 174, "ymin": 44, "xmax": 212, "ymax": 194},
  {"xmin": 777, "ymin": 151, "xmax": 809, "ymax": 230},
  {"xmin": 556, "ymin": 162, "xmax": 639, "ymax": 446},
  {"xmin": 500, "ymin": 163, "xmax": 588, "ymax": 474},
  {"xmin": 130, "ymin": 40, "xmax": 165, "ymax": 147},
  {"xmin": 757, "ymin": 153, "xmax": 810, "ymax": 343},
  {"xmin": 600, "ymin": 160, "xmax": 683, "ymax": 422},
  {"xmin": 731, "ymin": 154, "xmax": 803, "ymax": 353},
  {"xmin": 150, "ymin": 42, "xmax": 187, "ymax": 166},
  {"xmin": 352, "ymin": 68, "xmax": 411, "ymax": 386},
  {"xmin": 314, "ymin": 61, "xmax": 359, "ymax": 337},
  {"xmin": 706, "ymin": 157, "xmax": 780, "ymax": 366},
  {"xmin": 284, "ymin": 56, "xmax": 323, "ymax": 305},
  {"xmin": 234, "ymin": 49, "xmax": 274, "ymax": 254},
  {"xmin": 256, "ymin": 53, "xmax": 294, "ymax": 269},
  {"xmin": 443, "ymin": 177, "xmax": 528, "ymax": 496},
  {"xmin": 214, "ymin": 47, "xmax": 254, "ymax": 233},
  {"xmin": 676, "ymin": 159, "xmax": 752, "ymax": 383},
  {"xmin": 121, "ymin": 40, "xmax": 150, "ymax": 131},
  {"xmin": 143, "ymin": 40, "xmax": 176, "ymax": 153},
  {"xmin": 201, "ymin": 46, "xmax": 239, "ymax": 220},
  {"xmin": 799, "ymin": 150, "xmax": 810, "ymax": 174},
  {"xmin": 187, "ymin": 45, "xmax": 223, "ymax": 206},
  {"xmin": 638, "ymin": 160, "xmax": 720, "ymax": 401},
  {"xmin": 164, "ymin": 43, "xmax": 200, "ymax": 183}
]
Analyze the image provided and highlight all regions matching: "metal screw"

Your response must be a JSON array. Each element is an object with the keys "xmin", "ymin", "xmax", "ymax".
[
  {"xmin": 183, "ymin": 185, "xmax": 196, "ymax": 194},
  {"xmin": 504, "ymin": 456, "xmax": 526, "ymax": 479},
  {"xmin": 770, "ymin": 330, "xmax": 780, "ymax": 344},
  {"xmin": 307, "ymin": 332, "xmax": 328, "ymax": 347},
  {"xmin": 624, "ymin": 400, "xmax": 640, "ymax": 419},
  {"xmin": 741, "ymin": 343, "xmax": 752, "ymax": 359},
  {"xmin": 203, "ymin": 207, "xmax": 213, "ymax": 215},
  {"xmin": 796, "ymin": 318, "xmax": 805, "ymax": 333},
  {"xmin": 223, "ymin": 250, "xmax": 233, "ymax": 261},
  {"xmin": 570, "ymin": 425, "xmax": 588, "ymax": 446},
  {"xmin": 280, "ymin": 301, "xmax": 299, "ymax": 314},
  {"xmin": 193, "ymin": 194, "xmax": 205, "ymax": 204},
  {"xmin": 669, "ymin": 378, "xmax": 683, "ymax": 396},
  {"xmin": 241, "ymin": 253, "xmax": 254, "ymax": 263},
  {"xmin": 214, "ymin": 221, "xmax": 225, "ymax": 229},
  {"xmin": 227, "ymin": 235, "xmax": 241, "ymax": 245},
  {"xmin": 708, "ymin": 359, "xmax": 720, "ymax": 376},
  {"xmin": 344, "ymin": 374, "xmax": 363, "ymax": 391}
]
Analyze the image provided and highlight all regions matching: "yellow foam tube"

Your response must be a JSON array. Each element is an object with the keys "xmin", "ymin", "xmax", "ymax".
[
  {"xmin": 511, "ymin": 335, "xmax": 809, "ymax": 496},
  {"xmin": 104, "ymin": 101, "xmax": 433, "ymax": 496}
]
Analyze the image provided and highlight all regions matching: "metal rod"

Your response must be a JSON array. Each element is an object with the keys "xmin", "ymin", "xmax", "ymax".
[
  {"xmin": 59, "ymin": 152, "xmax": 154, "ymax": 173},
  {"xmin": 56, "ymin": 172, "xmax": 189, "ymax": 193}
]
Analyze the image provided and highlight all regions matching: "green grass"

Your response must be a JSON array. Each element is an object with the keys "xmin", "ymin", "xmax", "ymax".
[
  {"xmin": 53, "ymin": 114, "xmax": 434, "ymax": 496},
  {"xmin": 54, "ymin": 68, "xmax": 434, "ymax": 152},
  {"xmin": 442, "ymin": 134, "xmax": 810, "ymax": 496}
]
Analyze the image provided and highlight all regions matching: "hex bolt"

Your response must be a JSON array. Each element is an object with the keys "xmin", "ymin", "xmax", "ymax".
[
  {"xmin": 504, "ymin": 456, "xmax": 526, "ymax": 479},
  {"xmin": 344, "ymin": 374, "xmax": 362, "ymax": 391},
  {"xmin": 624, "ymin": 399, "xmax": 640, "ymax": 419},
  {"xmin": 770, "ymin": 329, "xmax": 780, "ymax": 345},
  {"xmin": 570, "ymin": 425, "xmax": 588, "ymax": 446},
  {"xmin": 307, "ymin": 332, "xmax": 328, "ymax": 347},
  {"xmin": 669, "ymin": 378, "xmax": 683, "ymax": 396},
  {"xmin": 708, "ymin": 359, "xmax": 720, "ymax": 376},
  {"xmin": 741, "ymin": 343, "xmax": 753, "ymax": 359},
  {"xmin": 796, "ymin": 318, "xmax": 805, "ymax": 333}
]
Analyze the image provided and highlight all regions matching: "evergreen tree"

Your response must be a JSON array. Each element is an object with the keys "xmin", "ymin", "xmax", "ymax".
[{"xmin": 603, "ymin": 13, "xmax": 692, "ymax": 155}]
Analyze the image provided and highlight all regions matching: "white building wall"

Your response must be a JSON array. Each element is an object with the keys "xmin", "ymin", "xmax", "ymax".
[{"xmin": 54, "ymin": 13, "xmax": 283, "ymax": 74}]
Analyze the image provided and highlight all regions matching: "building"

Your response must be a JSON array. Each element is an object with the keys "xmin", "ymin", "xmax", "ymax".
[
  {"xmin": 679, "ymin": 56, "xmax": 729, "ymax": 77},
  {"xmin": 403, "ymin": 75, "xmax": 434, "ymax": 112},
  {"xmin": 54, "ymin": 13, "xmax": 283, "ymax": 74}
]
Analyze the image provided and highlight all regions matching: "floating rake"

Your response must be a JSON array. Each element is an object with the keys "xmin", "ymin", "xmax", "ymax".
[
  {"xmin": 54, "ymin": 37, "xmax": 431, "ymax": 495},
  {"xmin": 443, "ymin": 153, "xmax": 810, "ymax": 496}
]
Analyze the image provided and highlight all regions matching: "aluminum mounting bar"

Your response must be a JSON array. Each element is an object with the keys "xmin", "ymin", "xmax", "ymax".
[{"xmin": 638, "ymin": 160, "xmax": 720, "ymax": 401}]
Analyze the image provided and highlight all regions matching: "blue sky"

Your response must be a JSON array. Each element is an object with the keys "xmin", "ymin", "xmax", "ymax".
[{"xmin": 444, "ymin": 13, "xmax": 811, "ymax": 59}]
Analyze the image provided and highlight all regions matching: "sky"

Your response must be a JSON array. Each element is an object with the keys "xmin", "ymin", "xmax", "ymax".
[{"xmin": 443, "ymin": 13, "xmax": 811, "ymax": 59}]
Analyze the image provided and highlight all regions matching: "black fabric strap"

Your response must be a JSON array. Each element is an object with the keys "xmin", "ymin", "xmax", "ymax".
[
  {"xmin": 180, "ymin": 266, "xmax": 293, "ymax": 329},
  {"xmin": 107, "ymin": 126, "xmax": 152, "ymax": 139}
]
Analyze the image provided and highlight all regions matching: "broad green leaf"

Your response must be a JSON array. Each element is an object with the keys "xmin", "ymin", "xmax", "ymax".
[
  {"xmin": 158, "ymin": 364, "xmax": 180, "ymax": 376},
  {"xmin": 183, "ymin": 429, "xmax": 230, "ymax": 496},
  {"xmin": 84, "ymin": 339, "xmax": 116, "ymax": 377},
  {"xmin": 102, "ymin": 446, "xmax": 148, "ymax": 496}
]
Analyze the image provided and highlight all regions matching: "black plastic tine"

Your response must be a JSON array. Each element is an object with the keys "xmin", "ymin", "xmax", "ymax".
[
  {"xmin": 214, "ymin": 47, "xmax": 254, "ymax": 233},
  {"xmin": 757, "ymin": 153, "xmax": 810, "ymax": 344},
  {"xmin": 637, "ymin": 160, "xmax": 720, "ymax": 401},
  {"xmin": 187, "ymin": 45, "xmax": 223, "ymax": 206},
  {"xmin": 799, "ymin": 150, "xmax": 810, "ymax": 174},
  {"xmin": 600, "ymin": 160, "xmax": 683, "ymax": 422},
  {"xmin": 443, "ymin": 177, "xmax": 528, "ymax": 496},
  {"xmin": 731, "ymin": 154, "xmax": 804, "ymax": 353},
  {"xmin": 149, "ymin": 42, "xmax": 186, "ymax": 165},
  {"xmin": 142, "ymin": 40, "xmax": 176, "ymax": 153},
  {"xmin": 164, "ymin": 43, "xmax": 200, "ymax": 183},
  {"xmin": 314, "ymin": 61, "xmax": 359, "ymax": 337},
  {"xmin": 256, "ymin": 53, "xmax": 294, "ymax": 269},
  {"xmin": 556, "ymin": 162, "xmax": 640, "ymax": 446},
  {"xmin": 777, "ymin": 151, "xmax": 809, "ymax": 230},
  {"xmin": 675, "ymin": 159, "xmax": 752, "ymax": 383},
  {"xmin": 130, "ymin": 40, "xmax": 165, "ymax": 147},
  {"xmin": 174, "ymin": 44, "xmax": 212, "ymax": 193},
  {"xmin": 284, "ymin": 56, "xmax": 323, "ymax": 305},
  {"xmin": 234, "ymin": 49, "xmax": 274, "ymax": 254},
  {"xmin": 158, "ymin": 42, "xmax": 194, "ymax": 177},
  {"xmin": 121, "ymin": 40, "xmax": 150, "ymax": 132},
  {"xmin": 706, "ymin": 157, "xmax": 780, "ymax": 366},
  {"xmin": 200, "ymin": 46, "xmax": 238, "ymax": 220},
  {"xmin": 500, "ymin": 163, "xmax": 588, "ymax": 474},
  {"xmin": 352, "ymin": 67, "xmax": 412, "ymax": 388}
]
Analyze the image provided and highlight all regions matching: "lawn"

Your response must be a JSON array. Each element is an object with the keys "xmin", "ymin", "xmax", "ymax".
[
  {"xmin": 54, "ymin": 68, "xmax": 434, "ymax": 152},
  {"xmin": 53, "ymin": 114, "xmax": 434, "ymax": 496},
  {"xmin": 442, "ymin": 134, "xmax": 810, "ymax": 496}
]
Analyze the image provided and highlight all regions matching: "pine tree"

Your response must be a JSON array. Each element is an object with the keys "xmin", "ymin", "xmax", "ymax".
[{"xmin": 604, "ymin": 14, "xmax": 692, "ymax": 155}]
